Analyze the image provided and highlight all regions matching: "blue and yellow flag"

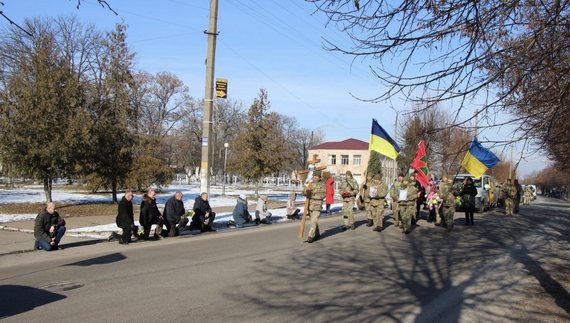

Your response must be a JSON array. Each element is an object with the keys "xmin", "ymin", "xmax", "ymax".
[
  {"xmin": 369, "ymin": 119, "xmax": 401, "ymax": 160},
  {"xmin": 461, "ymin": 137, "xmax": 500, "ymax": 178}
]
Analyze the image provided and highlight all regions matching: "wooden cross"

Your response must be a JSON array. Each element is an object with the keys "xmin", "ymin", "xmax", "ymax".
[{"xmin": 298, "ymin": 154, "xmax": 327, "ymax": 238}]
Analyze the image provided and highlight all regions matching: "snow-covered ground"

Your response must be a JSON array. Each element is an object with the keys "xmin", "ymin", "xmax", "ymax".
[{"xmin": 0, "ymin": 183, "xmax": 344, "ymax": 234}]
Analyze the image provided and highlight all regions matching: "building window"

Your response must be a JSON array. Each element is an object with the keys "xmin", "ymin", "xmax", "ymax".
[
  {"xmin": 353, "ymin": 155, "xmax": 362, "ymax": 166},
  {"xmin": 328, "ymin": 155, "xmax": 336, "ymax": 165},
  {"xmin": 341, "ymin": 155, "xmax": 349, "ymax": 165}
]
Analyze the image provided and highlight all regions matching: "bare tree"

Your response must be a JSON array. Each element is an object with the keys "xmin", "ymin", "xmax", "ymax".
[{"xmin": 308, "ymin": 0, "xmax": 570, "ymax": 168}]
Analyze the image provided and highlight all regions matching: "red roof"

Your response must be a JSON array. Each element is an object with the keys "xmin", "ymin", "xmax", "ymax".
[{"xmin": 310, "ymin": 138, "xmax": 369, "ymax": 150}]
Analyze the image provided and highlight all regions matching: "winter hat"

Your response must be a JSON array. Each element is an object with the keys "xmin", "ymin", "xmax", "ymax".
[
  {"xmin": 373, "ymin": 174, "xmax": 381, "ymax": 180},
  {"xmin": 346, "ymin": 170, "xmax": 352, "ymax": 176},
  {"xmin": 239, "ymin": 193, "xmax": 247, "ymax": 200},
  {"xmin": 313, "ymin": 170, "xmax": 322, "ymax": 177},
  {"xmin": 403, "ymin": 176, "xmax": 411, "ymax": 182},
  {"xmin": 398, "ymin": 173, "xmax": 405, "ymax": 178}
]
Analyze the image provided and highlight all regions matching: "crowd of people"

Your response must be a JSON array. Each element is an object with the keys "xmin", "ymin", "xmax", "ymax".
[{"xmin": 32, "ymin": 172, "xmax": 533, "ymax": 250}]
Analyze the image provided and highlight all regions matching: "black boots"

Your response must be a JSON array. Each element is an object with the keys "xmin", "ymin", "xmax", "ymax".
[{"xmin": 366, "ymin": 219, "xmax": 374, "ymax": 227}]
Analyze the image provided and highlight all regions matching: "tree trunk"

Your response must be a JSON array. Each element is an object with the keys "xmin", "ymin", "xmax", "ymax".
[
  {"xmin": 255, "ymin": 181, "xmax": 259, "ymax": 199},
  {"xmin": 43, "ymin": 176, "xmax": 52, "ymax": 203},
  {"xmin": 112, "ymin": 179, "xmax": 118, "ymax": 204}
]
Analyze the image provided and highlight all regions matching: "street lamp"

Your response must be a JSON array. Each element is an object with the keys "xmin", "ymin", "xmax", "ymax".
[
  {"xmin": 388, "ymin": 106, "xmax": 400, "ymax": 184},
  {"xmin": 222, "ymin": 142, "xmax": 229, "ymax": 196}
]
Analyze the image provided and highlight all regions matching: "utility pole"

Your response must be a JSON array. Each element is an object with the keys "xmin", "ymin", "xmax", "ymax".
[{"xmin": 200, "ymin": 0, "xmax": 219, "ymax": 195}]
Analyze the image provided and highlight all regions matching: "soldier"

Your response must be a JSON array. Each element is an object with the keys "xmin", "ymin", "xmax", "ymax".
[
  {"xmin": 369, "ymin": 174, "xmax": 389, "ymax": 232},
  {"xmin": 440, "ymin": 174, "xmax": 457, "ymax": 232},
  {"xmin": 339, "ymin": 170, "xmax": 359, "ymax": 230},
  {"xmin": 513, "ymin": 179, "xmax": 523, "ymax": 213},
  {"xmin": 391, "ymin": 173, "xmax": 404, "ymax": 227},
  {"xmin": 361, "ymin": 173, "xmax": 374, "ymax": 227},
  {"xmin": 502, "ymin": 179, "xmax": 518, "ymax": 216},
  {"xmin": 523, "ymin": 185, "xmax": 533, "ymax": 205},
  {"xmin": 409, "ymin": 173, "xmax": 425, "ymax": 224},
  {"xmin": 304, "ymin": 170, "xmax": 327, "ymax": 243},
  {"xmin": 398, "ymin": 176, "xmax": 418, "ymax": 234}
]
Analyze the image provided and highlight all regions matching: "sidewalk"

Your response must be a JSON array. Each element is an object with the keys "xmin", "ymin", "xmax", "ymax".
[{"xmin": 0, "ymin": 201, "xmax": 309, "ymax": 256}]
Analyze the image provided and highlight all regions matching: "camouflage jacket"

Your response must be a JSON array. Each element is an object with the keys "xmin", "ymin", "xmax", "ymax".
[
  {"xmin": 308, "ymin": 178, "xmax": 326, "ymax": 211},
  {"xmin": 398, "ymin": 184, "xmax": 418, "ymax": 207},
  {"xmin": 439, "ymin": 181, "xmax": 456, "ymax": 207},
  {"xmin": 390, "ymin": 179, "xmax": 402, "ymax": 200},
  {"xmin": 369, "ymin": 180, "xmax": 389, "ymax": 206},
  {"xmin": 502, "ymin": 184, "xmax": 518, "ymax": 200},
  {"xmin": 339, "ymin": 178, "xmax": 359, "ymax": 200}
]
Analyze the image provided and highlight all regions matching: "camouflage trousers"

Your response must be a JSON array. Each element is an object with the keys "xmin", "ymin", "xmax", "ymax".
[
  {"xmin": 505, "ymin": 198, "xmax": 514, "ymax": 216},
  {"xmin": 392, "ymin": 201, "xmax": 401, "ymax": 224},
  {"xmin": 514, "ymin": 197, "xmax": 521, "ymax": 212},
  {"xmin": 523, "ymin": 196, "xmax": 531, "ymax": 205},
  {"xmin": 343, "ymin": 198, "xmax": 355, "ymax": 226},
  {"xmin": 371, "ymin": 201, "xmax": 385, "ymax": 228},
  {"xmin": 442, "ymin": 206, "xmax": 455, "ymax": 228},
  {"xmin": 308, "ymin": 210, "xmax": 321, "ymax": 238},
  {"xmin": 365, "ymin": 201, "xmax": 372, "ymax": 220},
  {"xmin": 399, "ymin": 204, "xmax": 415, "ymax": 231}
]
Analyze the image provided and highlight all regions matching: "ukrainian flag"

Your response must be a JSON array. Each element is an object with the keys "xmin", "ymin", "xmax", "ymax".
[
  {"xmin": 369, "ymin": 119, "xmax": 401, "ymax": 160},
  {"xmin": 461, "ymin": 137, "xmax": 500, "ymax": 178}
]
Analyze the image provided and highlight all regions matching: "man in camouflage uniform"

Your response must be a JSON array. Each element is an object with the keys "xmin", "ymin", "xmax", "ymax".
[
  {"xmin": 435, "ymin": 174, "xmax": 450, "ymax": 227},
  {"xmin": 523, "ymin": 185, "xmax": 533, "ymax": 205},
  {"xmin": 361, "ymin": 173, "xmax": 374, "ymax": 227},
  {"xmin": 440, "ymin": 174, "xmax": 457, "ymax": 232},
  {"xmin": 340, "ymin": 170, "xmax": 359, "ymax": 230},
  {"xmin": 391, "ymin": 173, "xmax": 404, "ymax": 227},
  {"xmin": 502, "ymin": 179, "xmax": 518, "ymax": 216},
  {"xmin": 304, "ymin": 170, "xmax": 327, "ymax": 243},
  {"xmin": 514, "ymin": 179, "xmax": 523, "ymax": 213},
  {"xmin": 369, "ymin": 174, "xmax": 389, "ymax": 232},
  {"xmin": 409, "ymin": 173, "xmax": 424, "ymax": 225},
  {"xmin": 399, "ymin": 176, "xmax": 418, "ymax": 234}
]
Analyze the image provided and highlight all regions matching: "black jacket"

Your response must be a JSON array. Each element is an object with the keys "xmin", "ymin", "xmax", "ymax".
[
  {"xmin": 165, "ymin": 195, "xmax": 185, "ymax": 223},
  {"xmin": 116, "ymin": 196, "xmax": 134, "ymax": 227},
  {"xmin": 461, "ymin": 183, "xmax": 478, "ymax": 210},
  {"xmin": 34, "ymin": 209, "xmax": 66, "ymax": 242},
  {"xmin": 139, "ymin": 194, "xmax": 160, "ymax": 226},
  {"xmin": 193, "ymin": 195, "xmax": 212, "ymax": 221}
]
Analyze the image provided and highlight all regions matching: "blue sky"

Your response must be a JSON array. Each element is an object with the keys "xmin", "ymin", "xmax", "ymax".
[{"xmin": 1, "ymin": 0, "xmax": 546, "ymax": 176}]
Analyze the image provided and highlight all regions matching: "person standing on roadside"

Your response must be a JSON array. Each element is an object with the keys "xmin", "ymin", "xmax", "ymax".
[
  {"xmin": 461, "ymin": 177, "xmax": 478, "ymax": 225},
  {"xmin": 109, "ymin": 191, "xmax": 135, "ymax": 244},
  {"xmin": 339, "ymin": 170, "xmax": 359, "ymax": 230},
  {"xmin": 440, "ymin": 175, "xmax": 457, "ymax": 232},
  {"xmin": 304, "ymin": 170, "xmax": 327, "ymax": 243},
  {"xmin": 34, "ymin": 202, "xmax": 66, "ymax": 251},
  {"xmin": 164, "ymin": 191, "xmax": 187, "ymax": 237}
]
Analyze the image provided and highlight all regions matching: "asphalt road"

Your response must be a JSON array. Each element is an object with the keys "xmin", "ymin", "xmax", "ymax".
[{"xmin": 1, "ymin": 197, "xmax": 570, "ymax": 323}]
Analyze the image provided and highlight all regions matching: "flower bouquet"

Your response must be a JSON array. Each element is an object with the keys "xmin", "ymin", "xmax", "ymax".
[{"xmin": 183, "ymin": 210, "xmax": 195, "ymax": 219}]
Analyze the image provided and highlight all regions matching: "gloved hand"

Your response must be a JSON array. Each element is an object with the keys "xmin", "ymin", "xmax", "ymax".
[
  {"xmin": 363, "ymin": 184, "xmax": 367, "ymax": 190},
  {"xmin": 305, "ymin": 190, "xmax": 312, "ymax": 199}
]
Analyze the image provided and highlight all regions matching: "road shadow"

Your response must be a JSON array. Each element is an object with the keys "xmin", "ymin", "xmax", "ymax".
[
  {"xmin": 63, "ymin": 252, "xmax": 126, "ymax": 267},
  {"xmin": 219, "ymin": 198, "xmax": 570, "ymax": 322},
  {"xmin": 0, "ymin": 284, "xmax": 66, "ymax": 318}
]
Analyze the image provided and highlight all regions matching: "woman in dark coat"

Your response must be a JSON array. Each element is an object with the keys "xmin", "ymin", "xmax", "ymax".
[
  {"xmin": 139, "ymin": 190, "xmax": 161, "ymax": 240},
  {"xmin": 232, "ymin": 194, "xmax": 252, "ymax": 228},
  {"xmin": 461, "ymin": 177, "xmax": 478, "ymax": 225},
  {"xmin": 109, "ymin": 191, "xmax": 135, "ymax": 244},
  {"xmin": 191, "ymin": 192, "xmax": 216, "ymax": 232}
]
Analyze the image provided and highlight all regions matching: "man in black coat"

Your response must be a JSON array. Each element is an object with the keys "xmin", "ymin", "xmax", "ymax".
[
  {"xmin": 34, "ymin": 202, "xmax": 66, "ymax": 251},
  {"xmin": 164, "ymin": 191, "xmax": 187, "ymax": 237},
  {"xmin": 191, "ymin": 192, "xmax": 216, "ymax": 232},
  {"xmin": 139, "ymin": 190, "xmax": 161, "ymax": 240},
  {"xmin": 109, "ymin": 191, "xmax": 135, "ymax": 244}
]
